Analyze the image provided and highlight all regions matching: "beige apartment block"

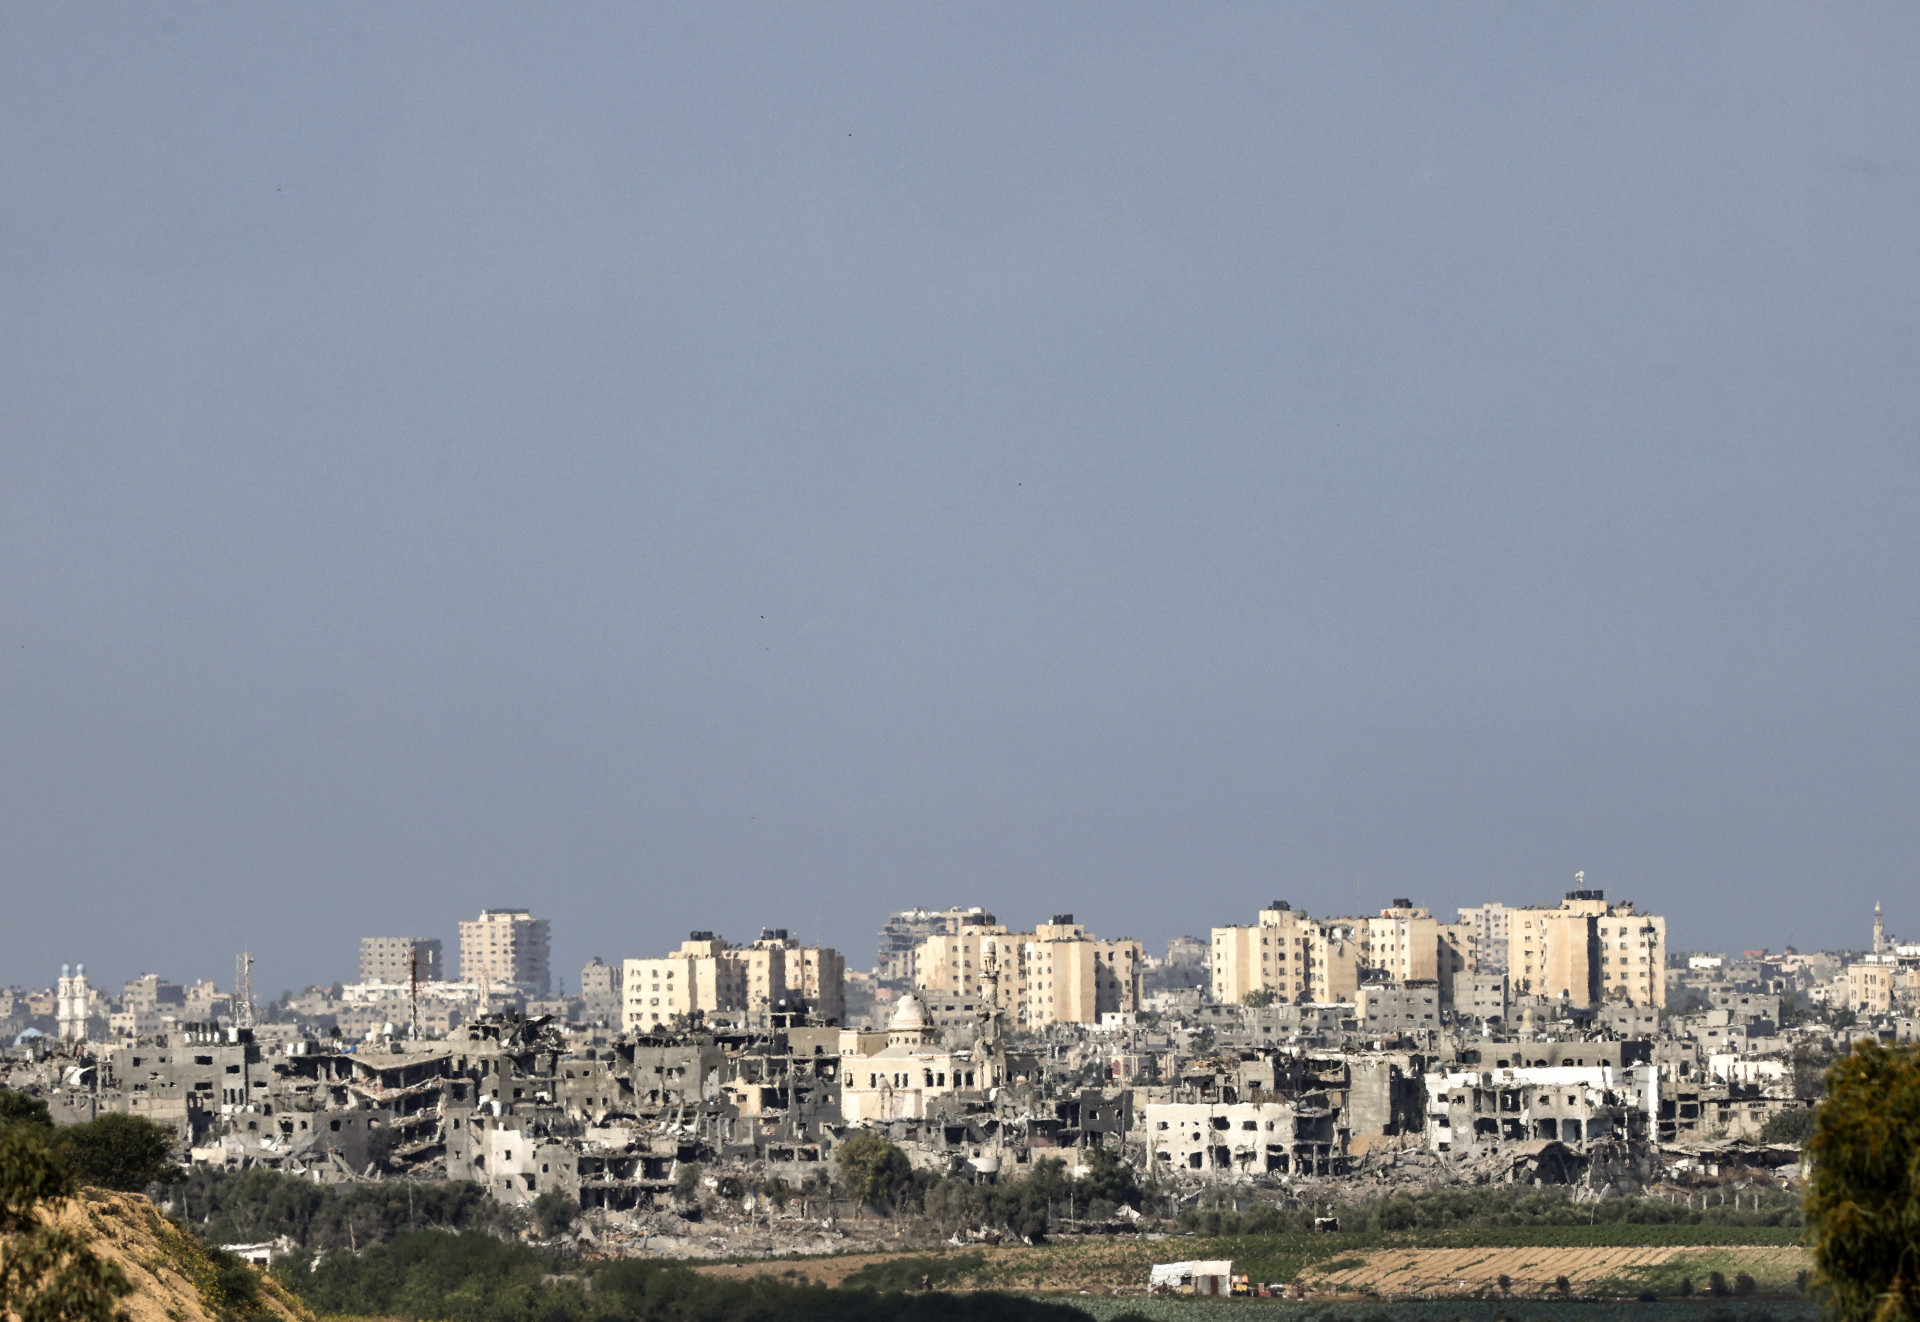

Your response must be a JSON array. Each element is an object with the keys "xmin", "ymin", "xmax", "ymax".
[
  {"xmin": 621, "ymin": 948, "xmax": 745, "ymax": 1032},
  {"xmin": 1210, "ymin": 922, "xmax": 1267, "ymax": 1005},
  {"xmin": 915, "ymin": 915, "xmax": 1140, "ymax": 1028},
  {"xmin": 1845, "ymin": 959, "xmax": 1907, "ymax": 1015},
  {"xmin": 1211, "ymin": 903, "xmax": 1335, "ymax": 1005},
  {"xmin": 876, "ymin": 906, "xmax": 1000, "ymax": 983},
  {"xmin": 1360, "ymin": 903, "xmax": 1439, "ymax": 983},
  {"xmin": 625, "ymin": 930, "xmax": 847, "ymax": 1030},
  {"xmin": 1594, "ymin": 906, "xmax": 1666, "ymax": 1007},
  {"xmin": 735, "ymin": 942, "xmax": 788, "ymax": 1011},
  {"xmin": 1094, "ymin": 938, "xmax": 1143, "ymax": 1015},
  {"xmin": 1510, "ymin": 907, "xmax": 1594, "ymax": 1003},
  {"xmin": 1026, "ymin": 921, "xmax": 1098, "ymax": 1026},
  {"xmin": 1305, "ymin": 922, "xmax": 1362, "ymax": 1004},
  {"xmin": 1436, "ymin": 923, "xmax": 1474, "ymax": 998},
  {"xmin": 917, "ymin": 929, "xmax": 990, "ymax": 1001},
  {"xmin": 793, "ymin": 945, "xmax": 847, "ymax": 1022},
  {"xmin": 621, "ymin": 956, "xmax": 696, "ymax": 1032},
  {"xmin": 457, "ymin": 909, "xmax": 551, "ymax": 995},
  {"xmin": 1508, "ymin": 887, "xmax": 1665, "ymax": 1007},
  {"xmin": 749, "ymin": 930, "xmax": 848, "ymax": 1021}
]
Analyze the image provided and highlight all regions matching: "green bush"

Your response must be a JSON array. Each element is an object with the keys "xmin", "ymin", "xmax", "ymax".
[
  {"xmin": 0, "ymin": 1088, "xmax": 53, "ymax": 1130},
  {"xmin": 52, "ymin": 1114, "xmax": 182, "ymax": 1191},
  {"xmin": 175, "ymin": 1165, "xmax": 516, "ymax": 1251},
  {"xmin": 1757, "ymin": 1107, "xmax": 1818, "ymax": 1145},
  {"xmin": 289, "ymin": 1229, "xmax": 1088, "ymax": 1322},
  {"xmin": 532, "ymin": 1188, "xmax": 578, "ymax": 1238},
  {"xmin": 836, "ymin": 1132, "xmax": 913, "ymax": 1209},
  {"xmin": 1805, "ymin": 1042, "xmax": 1920, "ymax": 1322}
]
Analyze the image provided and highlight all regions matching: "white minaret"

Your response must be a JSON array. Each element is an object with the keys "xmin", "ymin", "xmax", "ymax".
[
  {"xmin": 56, "ymin": 963, "xmax": 89, "ymax": 1046},
  {"xmin": 1874, "ymin": 902, "xmax": 1887, "ymax": 956}
]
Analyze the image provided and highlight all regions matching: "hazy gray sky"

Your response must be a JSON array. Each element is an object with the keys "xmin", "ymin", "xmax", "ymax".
[{"xmin": 4, "ymin": 5, "xmax": 1918, "ymax": 995}]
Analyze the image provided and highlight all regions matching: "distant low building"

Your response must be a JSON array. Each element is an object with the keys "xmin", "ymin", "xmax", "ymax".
[{"xmin": 579, "ymin": 958, "xmax": 623, "ymax": 1020}]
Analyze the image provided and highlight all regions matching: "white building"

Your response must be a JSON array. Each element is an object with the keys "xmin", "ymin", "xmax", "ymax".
[{"xmin": 838, "ymin": 992, "xmax": 998, "ymax": 1125}]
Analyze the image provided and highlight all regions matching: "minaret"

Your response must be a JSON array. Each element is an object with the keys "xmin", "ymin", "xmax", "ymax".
[
  {"xmin": 1874, "ymin": 903, "xmax": 1887, "ymax": 956},
  {"xmin": 56, "ymin": 964, "xmax": 89, "ymax": 1046}
]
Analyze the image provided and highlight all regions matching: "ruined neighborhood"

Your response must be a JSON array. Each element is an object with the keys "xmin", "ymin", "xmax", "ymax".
[{"xmin": 3, "ymin": 887, "xmax": 1907, "ymax": 1260}]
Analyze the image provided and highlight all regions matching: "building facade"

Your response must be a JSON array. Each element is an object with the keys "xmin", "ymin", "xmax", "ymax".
[
  {"xmin": 1507, "ymin": 889, "xmax": 1666, "ymax": 1007},
  {"xmin": 359, "ymin": 937, "xmax": 444, "ymax": 986},
  {"xmin": 1211, "ymin": 903, "xmax": 1363, "ymax": 1006},
  {"xmin": 457, "ymin": 910, "xmax": 551, "ymax": 995},
  {"xmin": 914, "ymin": 915, "xmax": 1141, "ymax": 1027}
]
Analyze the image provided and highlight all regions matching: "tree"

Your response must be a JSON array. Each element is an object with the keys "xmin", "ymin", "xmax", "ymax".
[
  {"xmin": 51, "ymin": 1115, "xmax": 182, "ymax": 1192},
  {"xmin": 1077, "ymin": 1144, "xmax": 1142, "ymax": 1209},
  {"xmin": 0, "ymin": 1092, "xmax": 51, "ymax": 1132},
  {"xmin": 1242, "ymin": 989, "xmax": 1277, "ymax": 1008},
  {"xmin": 672, "ymin": 1161, "xmax": 702, "ymax": 1202},
  {"xmin": 530, "ymin": 1189, "xmax": 577, "ymax": 1239},
  {"xmin": 1804, "ymin": 1042, "xmax": 1920, "ymax": 1322},
  {"xmin": 835, "ymin": 1133, "xmax": 912, "ymax": 1210},
  {"xmin": 1759, "ymin": 1106, "xmax": 1819, "ymax": 1146},
  {"xmin": 1793, "ymin": 1043, "xmax": 1840, "ymax": 1102},
  {"xmin": 0, "ymin": 1126, "xmax": 132, "ymax": 1322}
]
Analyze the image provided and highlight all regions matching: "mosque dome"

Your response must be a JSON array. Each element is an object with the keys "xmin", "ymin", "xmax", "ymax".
[{"xmin": 888, "ymin": 990, "xmax": 930, "ymax": 1032}]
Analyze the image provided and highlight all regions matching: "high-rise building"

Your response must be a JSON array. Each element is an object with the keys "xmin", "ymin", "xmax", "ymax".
[
  {"xmin": 876, "ymin": 906, "xmax": 998, "ymax": 983},
  {"xmin": 1456, "ymin": 903, "xmax": 1517, "ymax": 974},
  {"xmin": 359, "ymin": 937, "xmax": 443, "ymax": 985},
  {"xmin": 458, "ymin": 909, "xmax": 551, "ymax": 995},
  {"xmin": 750, "ymin": 929, "xmax": 846, "ymax": 1022},
  {"xmin": 1212, "ymin": 901, "xmax": 1330, "ymax": 1005},
  {"xmin": 793, "ymin": 944, "xmax": 847, "ymax": 1023},
  {"xmin": 1360, "ymin": 901, "xmax": 1439, "ymax": 983},
  {"xmin": 620, "ymin": 930, "xmax": 846, "ymax": 1032},
  {"xmin": 1507, "ymin": 887, "xmax": 1666, "ymax": 1007},
  {"xmin": 915, "ymin": 914, "xmax": 1141, "ymax": 1027},
  {"xmin": 622, "ymin": 931, "xmax": 745, "ymax": 1033}
]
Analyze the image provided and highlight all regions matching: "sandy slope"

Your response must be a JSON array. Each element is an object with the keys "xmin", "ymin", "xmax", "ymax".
[{"xmin": 18, "ymin": 1190, "xmax": 315, "ymax": 1322}]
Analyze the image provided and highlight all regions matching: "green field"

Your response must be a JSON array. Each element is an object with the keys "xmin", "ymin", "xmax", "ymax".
[
  {"xmin": 1052, "ymin": 1301, "xmax": 1818, "ymax": 1322},
  {"xmin": 816, "ymin": 1224, "xmax": 1809, "ymax": 1299}
]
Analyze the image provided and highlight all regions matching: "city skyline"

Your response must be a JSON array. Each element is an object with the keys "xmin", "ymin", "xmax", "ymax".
[{"xmin": 12, "ymin": 887, "xmax": 1902, "ymax": 1009}]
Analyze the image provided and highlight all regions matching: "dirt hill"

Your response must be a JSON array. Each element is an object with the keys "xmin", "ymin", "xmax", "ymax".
[{"xmin": 22, "ymin": 1190, "xmax": 315, "ymax": 1322}]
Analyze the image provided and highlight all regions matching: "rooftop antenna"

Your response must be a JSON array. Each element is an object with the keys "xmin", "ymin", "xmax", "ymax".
[{"xmin": 235, "ymin": 952, "xmax": 255, "ymax": 1029}]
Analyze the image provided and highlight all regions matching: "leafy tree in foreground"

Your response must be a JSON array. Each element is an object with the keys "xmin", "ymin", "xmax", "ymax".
[
  {"xmin": 51, "ymin": 1115, "xmax": 182, "ymax": 1193},
  {"xmin": 0, "ymin": 1093, "xmax": 52, "ymax": 1133},
  {"xmin": 1804, "ymin": 1041, "xmax": 1920, "ymax": 1322},
  {"xmin": 0, "ymin": 1126, "xmax": 132, "ymax": 1322}
]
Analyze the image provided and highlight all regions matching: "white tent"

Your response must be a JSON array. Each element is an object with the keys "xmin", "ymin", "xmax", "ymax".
[{"xmin": 1149, "ymin": 1260, "xmax": 1234, "ymax": 1295}]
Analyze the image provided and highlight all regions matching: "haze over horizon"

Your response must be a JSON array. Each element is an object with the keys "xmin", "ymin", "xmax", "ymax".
[{"xmin": 4, "ymin": 5, "xmax": 1918, "ymax": 995}]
